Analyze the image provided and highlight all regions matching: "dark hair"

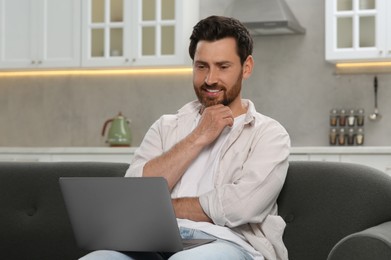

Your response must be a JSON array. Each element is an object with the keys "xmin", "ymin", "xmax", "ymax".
[{"xmin": 189, "ymin": 15, "xmax": 253, "ymax": 64}]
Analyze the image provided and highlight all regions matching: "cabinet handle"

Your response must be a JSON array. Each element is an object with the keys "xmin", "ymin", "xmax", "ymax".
[
  {"xmin": 125, "ymin": 58, "xmax": 129, "ymax": 62},
  {"xmin": 37, "ymin": 60, "xmax": 42, "ymax": 64},
  {"xmin": 31, "ymin": 60, "xmax": 36, "ymax": 64}
]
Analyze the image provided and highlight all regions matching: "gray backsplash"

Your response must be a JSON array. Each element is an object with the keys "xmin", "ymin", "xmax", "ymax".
[{"xmin": 0, "ymin": 0, "xmax": 390, "ymax": 147}]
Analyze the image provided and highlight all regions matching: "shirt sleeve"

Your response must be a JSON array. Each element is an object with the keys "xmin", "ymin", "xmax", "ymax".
[
  {"xmin": 199, "ymin": 121, "xmax": 290, "ymax": 228},
  {"xmin": 124, "ymin": 119, "xmax": 164, "ymax": 177}
]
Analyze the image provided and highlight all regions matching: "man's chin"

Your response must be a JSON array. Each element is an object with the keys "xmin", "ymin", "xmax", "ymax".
[{"xmin": 202, "ymin": 99, "xmax": 224, "ymax": 107}]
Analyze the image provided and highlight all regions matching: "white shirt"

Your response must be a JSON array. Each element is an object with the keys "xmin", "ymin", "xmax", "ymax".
[
  {"xmin": 126, "ymin": 100, "xmax": 290, "ymax": 260},
  {"xmin": 171, "ymin": 113, "xmax": 244, "ymax": 198},
  {"xmin": 171, "ymin": 114, "xmax": 264, "ymax": 259}
]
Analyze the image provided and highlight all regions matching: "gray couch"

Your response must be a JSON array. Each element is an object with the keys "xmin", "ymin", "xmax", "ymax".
[{"xmin": 1, "ymin": 161, "xmax": 391, "ymax": 260}]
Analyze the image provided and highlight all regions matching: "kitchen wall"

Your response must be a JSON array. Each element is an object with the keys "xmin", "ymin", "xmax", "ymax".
[{"xmin": 0, "ymin": 0, "xmax": 390, "ymax": 147}]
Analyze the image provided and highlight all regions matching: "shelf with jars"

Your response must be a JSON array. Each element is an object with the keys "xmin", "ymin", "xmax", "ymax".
[{"xmin": 329, "ymin": 108, "xmax": 365, "ymax": 146}]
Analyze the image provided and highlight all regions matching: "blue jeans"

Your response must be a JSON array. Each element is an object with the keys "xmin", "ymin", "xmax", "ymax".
[{"xmin": 79, "ymin": 227, "xmax": 254, "ymax": 260}]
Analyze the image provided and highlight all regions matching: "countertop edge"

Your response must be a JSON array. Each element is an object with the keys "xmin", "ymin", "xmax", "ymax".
[
  {"xmin": 0, "ymin": 147, "xmax": 137, "ymax": 154},
  {"xmin": 290, "ymin": 146, "xmax": 391, "ymax": 154},
  {"xmin": 1, "ymin": 146, "xmax": 391, "ymax": 154}
]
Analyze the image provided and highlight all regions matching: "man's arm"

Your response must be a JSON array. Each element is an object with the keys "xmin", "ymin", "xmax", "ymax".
[
  {"xmin": 172, "ymin": 197, "xmax": 212, "ymax": 223},
  {"xmin": 142, "ymin": 104, "xmax": 234, "ymax": 191},
  {"xmin": 199, "ymin": 125, "xmax": 291, "ymax": 227}
]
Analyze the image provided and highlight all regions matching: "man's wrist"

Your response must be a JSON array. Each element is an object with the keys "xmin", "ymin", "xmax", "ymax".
[
  {"xmin": 187, "ymin": 130, "xmax": 209, "ymax": 149},
  {"xmin": 172, "ymin": 197, "xmax": 212, "ymax": 223}
]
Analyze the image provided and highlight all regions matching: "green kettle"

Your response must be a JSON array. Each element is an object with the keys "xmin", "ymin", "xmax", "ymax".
[{"xmin": 101, "ymin": 112, "xmax": 132, "ymax": 147}]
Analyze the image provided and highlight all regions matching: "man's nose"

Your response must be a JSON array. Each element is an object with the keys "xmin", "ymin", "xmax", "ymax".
[{"xmin": 205, "ymin": 68, "xmax": 219, "ymax": 85}]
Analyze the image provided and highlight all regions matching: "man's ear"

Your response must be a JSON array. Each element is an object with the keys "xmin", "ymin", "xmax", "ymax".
[{"xmin": 242, "ymin": 55, "xmax": 254, "ymax": 79}]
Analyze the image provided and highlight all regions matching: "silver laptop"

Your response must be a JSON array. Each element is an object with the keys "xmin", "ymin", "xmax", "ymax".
[{"xmin": 59, "ymin": 177, "xmax": 215, "ymax": 252}]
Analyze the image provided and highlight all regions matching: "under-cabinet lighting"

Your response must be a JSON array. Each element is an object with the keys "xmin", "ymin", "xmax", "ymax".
[
  {"xmin": 0, "ymin": 67, "xmax": 193, "ymax": 77},
  {"xmin": 336, "ymin": 62, "xmax": 391, "ymax": 68},
  {"xmin": 335, "ymin": 62, "xmax": 391, "ymax": 74}
]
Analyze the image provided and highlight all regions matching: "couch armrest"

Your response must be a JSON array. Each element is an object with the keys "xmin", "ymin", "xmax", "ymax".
[{"xmin": 327, "ymin": 221, "xmax": 391, "ymax": 260}]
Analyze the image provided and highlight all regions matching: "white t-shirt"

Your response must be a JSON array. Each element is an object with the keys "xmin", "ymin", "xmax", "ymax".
[{"xmin": 171, "ymin": 113, "xmax": 264, "ymax": 259}]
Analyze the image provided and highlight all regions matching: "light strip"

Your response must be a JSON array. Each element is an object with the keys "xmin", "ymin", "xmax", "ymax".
[
  {"xmin": 336, "ymin": 62, "xmax": 391, "ymax": 68},
  {"xmin": 0, "ymin": 67, "xmax": 193, "ymax": 77}
]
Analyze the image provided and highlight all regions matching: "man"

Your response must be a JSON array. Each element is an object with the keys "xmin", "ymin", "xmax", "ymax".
[{"xmin": 82, "ymin": 15, "xmax": 290, "ymax": 260}]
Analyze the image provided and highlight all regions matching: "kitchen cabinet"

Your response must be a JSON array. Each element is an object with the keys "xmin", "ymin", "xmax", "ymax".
[
  {"xmin": 0, "ymin": 147, "xmax": 136, "ymax": 163},
  {"xmin": 308, "ymin": 154, "xmax": 341, "ymax": 162},
  {"xmin": 290, "ymin": 147, "xmax": 391, "ymax": 176},
  {"xmin": 81, "ymin": 0, "xmax": 199, "ymax": 67},
  {"xmin": 0, "ymin": 0, "xmax": 81, "ymax": 69},
  {"xmin": 325, "ymin": 0, "xmax": 391, "ymax": 62},
  {"xmin": 340, "ymin": 154, "xmax": 391, "ymax": 176},
  {"xmin": 1, "ymin": 147, "xmax": 391, "ymax": 177}
]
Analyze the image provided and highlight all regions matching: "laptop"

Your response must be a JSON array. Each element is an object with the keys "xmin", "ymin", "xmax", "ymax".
[{"xmin": 59, "ymin": 177, "xmax": 215, "ymax": 252}]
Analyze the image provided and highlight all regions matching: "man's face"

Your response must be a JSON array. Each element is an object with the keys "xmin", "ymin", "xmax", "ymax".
[{"xmin": 192, "ymin": 38, "xmax": 244, "ymax": 108}]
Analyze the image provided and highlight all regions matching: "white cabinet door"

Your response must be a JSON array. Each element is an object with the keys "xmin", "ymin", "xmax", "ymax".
[
  {"xmin": 288, "ymin": 154, "xmax": 310, "ymax": 161},
  {"xmin": 0, "ymin": 148, "xmax": 136, "ymax": 163},
  {"xmin": 325, "ymin": 0, "xmax": 391, "ymax": 62},
  {"xmin": 0, "ymin": 0, "xmax": 81, "ymax": 69},
  {"xmin": 51, "ymin": 154, "xmax": 133, "ymax": 163},
  {"xmin": 340, "ymin": 154, "xmax": 391, "ymax": 175},
  {"xmin": 82, "ymin": 0, "xmax": 198, "ymax": 67},
  {"xmin": 39, "ymin": 0, "xmax": 81, "ymax": 68},
  {"xmin": 0, "ymin": 153, "xmax": 51, "ymax": 162},
  {"xmin": 0, "ymin": 0, "xmax": 35, "ymax": 68},
  {"xmin": 309, "ymin": 154, "xmax": 340, "ymax": 162}
]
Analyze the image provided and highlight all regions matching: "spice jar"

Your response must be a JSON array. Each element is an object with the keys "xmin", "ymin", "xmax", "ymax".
[
  {"xmin": 356, "ymin": 108, "xmax": 365, "ymax": 126},
  {"xmin": 356, "ymin": 128, "xmax": 364, "ymax": 145},
  {"xmin": 330, "ymin": 108, "xmax": 338, "ymax": 126},
  {"xmin": 338, "ymin": 128, "xmax": 346, "ymax": 145},
  {"xmin": 347, "ymin": 128, "xmax": 355, "ymax": 145},
  {"xmin": 347, "ymin": 109, "xmax": 356, "ymax": 127},
  {"xmin": 329, "ymin": 128, "xmax": 337, "ymax": 145},
  {"xmin": 339, "ymin": 109, "xmax": 347, "ymax": 126}
]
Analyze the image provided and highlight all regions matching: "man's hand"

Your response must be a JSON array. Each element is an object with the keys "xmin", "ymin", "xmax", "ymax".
[
  {"xmin": 191, "ymin": 104, "xmax": 234, "ymax": 147},
  {"xmin": 143, "ymin": 104, "xmax": 233, "ymax": 191}
]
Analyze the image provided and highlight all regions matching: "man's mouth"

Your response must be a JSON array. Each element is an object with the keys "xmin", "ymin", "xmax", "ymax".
[
  {"xmin": 203, "ymin": 88, "xmax": 223, "ymax": 98},
  {"xmin": 205, "ymin": 88, "xmax": 221, "ymax": 93}
]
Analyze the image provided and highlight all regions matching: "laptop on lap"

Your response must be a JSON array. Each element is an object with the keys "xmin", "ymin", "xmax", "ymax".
[{"xmin": 59, "ymin": 177, "xmax": 215, "ymax": 252}]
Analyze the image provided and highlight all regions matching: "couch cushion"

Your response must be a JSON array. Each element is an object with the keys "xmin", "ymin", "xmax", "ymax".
[
  {"xmin": 278, "ymin": 161, "xmax": 391, "ymax": 260},
  {"xmin": 328, "ymin": 221, "xmax": 391, "ymax": 260},
  {"xmin": 0, "ymin": 162, "xmax": 129, "ymax": 260}
]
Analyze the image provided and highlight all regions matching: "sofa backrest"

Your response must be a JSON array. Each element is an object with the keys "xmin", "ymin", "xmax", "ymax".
[
  {"xmin": 0, "ymin": 162, "xmax": 129, "ymax": 260},
  {"xmin": 278, "ymin": 161, "xmax": 391, "ymax": 260},
  {"xmin": 2, "ymin": 161, "xmax": 391, "ymax": 260}
]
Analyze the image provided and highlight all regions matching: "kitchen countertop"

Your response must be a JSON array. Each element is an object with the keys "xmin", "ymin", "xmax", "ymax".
[
  {"xmin": 290, "ymin": 146, "xmax": 391, "ymax": 154},
  {"xmin": 0, "ymin": 146, "xmax": 391, "ymax": 154},
  {"xmin": 0, "ymin": 147, "xmax": 137, "ymax": 154}
]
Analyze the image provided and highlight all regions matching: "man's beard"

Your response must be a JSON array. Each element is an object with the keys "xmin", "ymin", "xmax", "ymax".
[{"xmin": 194, "ymin": 75, "xmax": 243, "ymax": 108}]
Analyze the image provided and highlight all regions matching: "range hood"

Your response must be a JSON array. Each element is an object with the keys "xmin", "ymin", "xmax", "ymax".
[{"xmin": 228, "ymin": 0, "xmax": 306, "ymax": 36}]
